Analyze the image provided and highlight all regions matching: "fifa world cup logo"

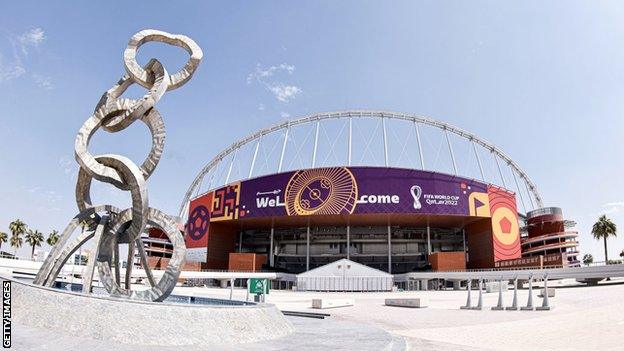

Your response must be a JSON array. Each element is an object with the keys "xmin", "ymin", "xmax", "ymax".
[{"xmin": 410, "ymin": 185, "xmax": 422, "ymax": 210}]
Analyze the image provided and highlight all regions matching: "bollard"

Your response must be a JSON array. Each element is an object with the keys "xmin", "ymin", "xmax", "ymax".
[
  {"xmin": 471, "ymin": 278, "xmax": 484, "ymax": 310},
  {"xmin": 229, "ymin": 278, "xmax": 234, "ymax": 300},
  {"xmin": 460, "ymin": 278, "xmax": 472, "ymax": 309},
  {"xmin": 491, "ymin": 276, "xmax": 504, "ymax": 310},
  {"xmin": 245, "ymin": 278, "xmax": 250, "ymax": 302},
  {"xmin": 505, "ymin": 276, "xmax": 519, "ymax": 310},
  {"xmin": 521, "ymin": 273, "xmax": 534, "ymax": 311},
  {"xmin": 536, "ymin": 273, "xmax": 552, "ymax": 311}
]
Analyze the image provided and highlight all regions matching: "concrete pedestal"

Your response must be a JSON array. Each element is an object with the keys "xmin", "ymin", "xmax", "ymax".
[
  {"xmin": 385, "ymin": 298, "xmax": 428, "ymax": 308},
  {"xmin": 312, "ymin": 298, "xmax": 355, "ymax": 309},
  {"xmin": 7, "ymin": 276, "xmax": 294, "ymax": 347}
]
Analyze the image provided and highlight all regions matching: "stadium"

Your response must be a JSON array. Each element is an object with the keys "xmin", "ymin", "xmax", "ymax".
[{"xmin": 153, "ymin": 111, "xmax": 580, "ymax": 274}]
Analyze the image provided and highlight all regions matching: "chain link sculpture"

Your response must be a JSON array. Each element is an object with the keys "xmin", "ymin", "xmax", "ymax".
[{"xmin": 33, "ymin": 29, "xmax": 203, "ymax": 302}]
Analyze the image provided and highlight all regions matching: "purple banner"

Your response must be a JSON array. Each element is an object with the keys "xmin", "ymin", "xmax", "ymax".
[{"xmin": 203, "ymin": 167, "xmax": 489, "ymax": 221}]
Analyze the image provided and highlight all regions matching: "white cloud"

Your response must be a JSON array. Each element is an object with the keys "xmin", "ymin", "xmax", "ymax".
[
  {"xmin": 593, "ymin": 201, "xmax": 624, "ymax": 216},
  {"xmin": 247, "ymin": 63, "xmax": 295, "ymax": 84},
  {"xmin": 32, "ymin": 73, "xmax": 53, "ymax": 90},
  {"xmin": 22, "ymin": 185, "xmax": 62, "ymax": 207},
  {"xmin": 58, "ymin": 155, "xmax": 77, "ymax": 180},
  {"xmin": 27, "ymin": 186, "xmax": 41, "ymax": 193},
  {"xmin": 603, "ymin": 201, "xmax": 624, "ymax": 208},
  {"xmin": 258, "ymin": 103, "xmax": 265, "ymax": 111},
  {"xmin": 43, "ymin": 190, "xmax": 61, "ymax": 203},
  {"xmin": 280, "ymin": 112, "xmax": 290, "ymax": 119},
  {"xmin": 18, "ymin": 28, "xmax": 45, "ymax": 55},
  {"xmin": 35, "ymin": 205, "xmax": 62, "ymax": 214},
  {"xmin": 268, "ymin": 84, "xmax": 301, "ymax": 102},
  {"xmin": 0, "ymin": 52, "xmax": 25, "ymax": 83},
  {"xmin": 0, "ymin": 28, "xmax": 50, "ymax": 88},
  {"xmin": 247, "ymin": 63, "xmax": 301, "ymax": 102}
]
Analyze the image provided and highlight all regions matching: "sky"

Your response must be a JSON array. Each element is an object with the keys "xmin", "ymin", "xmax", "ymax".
[{"xmin": 0, "ymin": 1, "xmax": 623, "ymax": 261}]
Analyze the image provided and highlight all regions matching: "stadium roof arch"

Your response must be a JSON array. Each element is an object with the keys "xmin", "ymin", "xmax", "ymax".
[{"xmin": 180, "ymin": 110, "xmax": 542, "ymax": 218}]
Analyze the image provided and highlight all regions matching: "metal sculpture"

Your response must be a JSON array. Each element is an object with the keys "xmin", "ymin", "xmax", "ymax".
[{"xmin": 33, "ymin": 29, "xmax": 203, "ymax": 302}]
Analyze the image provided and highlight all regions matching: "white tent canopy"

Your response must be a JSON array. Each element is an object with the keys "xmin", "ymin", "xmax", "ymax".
[{"xmin": 296, "ymin": 259, "xmax": 394, "ymax": 292}]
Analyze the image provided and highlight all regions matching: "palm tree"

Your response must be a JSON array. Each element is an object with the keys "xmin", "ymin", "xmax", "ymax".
[
  {"xmin": 0, "ymin": 232, "xmax": 7, "ymax": 254},
  {"xmin": 10, "ymin": 235, "xmax": 23, "ymax": 257},
  {"xmin": 25, "ymin": 229, "xmax": 44, "ymax": 259},
  {"xmin": 9, "ymin": 219, "xmax": 26, "ymax": 239},
  {"xmin": 582, "ymin": 253, "xmax": 593, "ymax": 266},
  {"xmin": 592, "ymin": 215, "xmax": 617, "ymax": 263},
  {"xmin": 47, "ymin": 230, "xmax": 59, "ymax": 246}
]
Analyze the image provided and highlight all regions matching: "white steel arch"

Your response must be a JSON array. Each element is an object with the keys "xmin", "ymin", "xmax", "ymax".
[{"xmin": 179, "ymin": 110, "xmax": 543, "ymax": 217}]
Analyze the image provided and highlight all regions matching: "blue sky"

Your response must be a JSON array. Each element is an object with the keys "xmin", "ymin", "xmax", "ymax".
[{"xmin": 1, "ymin": 1, "xmax": 623, "ymax": 261}]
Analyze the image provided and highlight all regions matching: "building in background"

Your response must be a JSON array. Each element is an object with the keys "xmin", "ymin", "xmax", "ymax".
[
  {"xmin": 140, "ymin": 229, "xmax": 202, "ymax": 271},
  {"xmin": 152, "ymin": 111, "xmax": 579, "ymax": 273},
  {"xmin": 521, "ymin": 207, "xmax": 580, "ymax": 266}
]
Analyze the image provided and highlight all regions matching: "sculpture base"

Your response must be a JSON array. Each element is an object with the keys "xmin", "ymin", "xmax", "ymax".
[{"xmin": 6, "ymin": 276, "xmax": 294, "ymax": 347}]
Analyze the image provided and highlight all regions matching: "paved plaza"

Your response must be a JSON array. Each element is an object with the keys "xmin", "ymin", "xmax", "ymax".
[
  {"xmin": 14, "ymin": 316, "xmax": 405, "ymax": 351},
  {"xmin": 170, "ymin": 279, "xmax": 624, "ymax": 350},
  {"xmin": 13, "ymin": 278, "xmax": 624, "ymax": 350}
]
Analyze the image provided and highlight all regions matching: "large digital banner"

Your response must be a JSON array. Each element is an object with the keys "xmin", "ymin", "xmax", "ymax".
[
  {"xmin": 191, "ymin": 166, "xmax": 493, "ymax": 222},
  {"xmin": 488, "ymin": 185, "xmax": 521, "ymax": 261},
  {"xmin": 184, "ymin": 192, "xmax": 213, "ymax": 262}
]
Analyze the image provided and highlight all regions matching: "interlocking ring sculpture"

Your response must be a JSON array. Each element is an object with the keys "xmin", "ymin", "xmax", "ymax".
[{"xmin": 33, "ymin": 29, "xmax": 203, "ymax": 302}]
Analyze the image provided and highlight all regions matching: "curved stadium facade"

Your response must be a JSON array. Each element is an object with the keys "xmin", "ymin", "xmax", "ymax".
[{"xmin": 149, "ymin": 111, "xmax": 580, "ymax": 273}]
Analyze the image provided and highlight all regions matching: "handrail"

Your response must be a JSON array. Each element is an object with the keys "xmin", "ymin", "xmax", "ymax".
[
  {"xmin": 521, "ymin": 231, "xmax": 578, "ymax": 245},
  {"xmin": 419, "ymin": 264, "xmax": 567, "ymax": 273},
  {"xmin": 198, "ymin": 269, "xmax": 282, "ymax": 273},
  {"xmin": 394, "ymin": 262, "xmax": 624, "ymax": 281},
  {"xmin": 522, "ymin": 241, "xmax": 578, "ymax": 255},
  {"xmin": 526, "ymin": 207, "xmax": 562, "ymax": 218}
]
